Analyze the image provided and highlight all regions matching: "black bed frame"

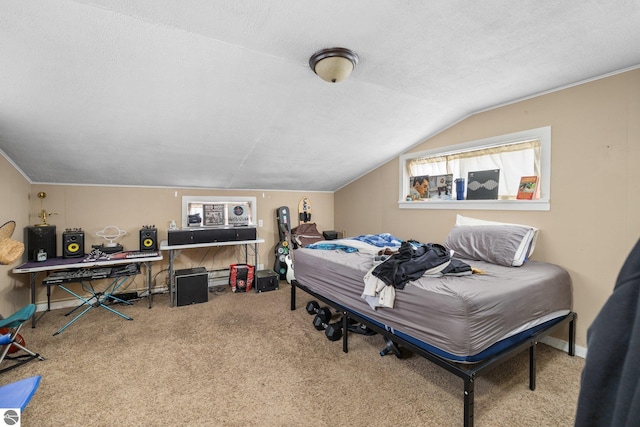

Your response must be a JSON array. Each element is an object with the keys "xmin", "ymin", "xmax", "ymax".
[{"xmin": 290, "ymin": 279, "xmax": 576, "ymax": 427}]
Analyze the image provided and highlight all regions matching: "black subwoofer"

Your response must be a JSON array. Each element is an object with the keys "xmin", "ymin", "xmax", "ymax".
[
  {"xmin": 25, "ymin": 225, "xmax": 57, "ymax": 261},
  {"xmin": 175, "ymin": 267, "xmax": 209, "ymax": 306}
]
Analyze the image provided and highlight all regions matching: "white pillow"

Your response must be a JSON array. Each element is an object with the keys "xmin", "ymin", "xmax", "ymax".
[{"xmin": 452, "ymin": 214, "xmax": 539, "ymax": 266}]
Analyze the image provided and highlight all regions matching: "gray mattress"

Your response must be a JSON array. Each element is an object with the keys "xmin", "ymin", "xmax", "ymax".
[{"xmin": 294, "ymin": 247, "xmax": 572, "ymax": 359}]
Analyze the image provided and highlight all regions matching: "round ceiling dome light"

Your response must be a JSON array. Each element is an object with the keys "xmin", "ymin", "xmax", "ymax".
[{"xmin": 309, "ymin": 47, "xmax": 359, "ymax": 83}]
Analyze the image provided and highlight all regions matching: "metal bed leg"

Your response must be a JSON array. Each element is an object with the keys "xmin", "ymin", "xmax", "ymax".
[
  {"xmin": 568, "ymin": 314, "xmax": 576, "ymax": 356},
  {"xmin": 290, "ymin": 281, "xmax": 296, "ymax": 310},
  {"xmin": 529, "ymin": 343, "xmax": 537, "ymax": 391},
  {"xmin": 464, "ymin": 376, "xmax": 475, "ymax": 427},
  {"xmin": 342, "ymin": 313, "xmax": 349, "ymax": 353}
]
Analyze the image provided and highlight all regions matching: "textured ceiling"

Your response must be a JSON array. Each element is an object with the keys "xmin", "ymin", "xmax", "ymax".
[{"xmin": 1, "ymin": 1, "xmax": 639, "ymax": 191}]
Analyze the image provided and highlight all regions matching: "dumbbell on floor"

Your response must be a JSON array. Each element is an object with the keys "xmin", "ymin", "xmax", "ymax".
[
  {"xmin": 312, "ymin": 314, "xmax": 343, "ymax": 341},
  {"xmin": 380, "ymin": 337, "xmax": 403, "ymax": 358},
  {"xmin": 305, "ymin": 300, "xmax": 331, "ymax": 323},
  {"xmin": 346, "ymin": 318, "xmax": 377, "ymax": 336}
]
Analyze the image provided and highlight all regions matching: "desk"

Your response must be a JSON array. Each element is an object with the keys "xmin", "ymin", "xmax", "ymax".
[
  {"xmin": 13, "ymin": 253, "xmax": 163, "ymax": 328},
  {"xmin": 160, "ymin": 239, "xmax": 264, "ymax": 307}
]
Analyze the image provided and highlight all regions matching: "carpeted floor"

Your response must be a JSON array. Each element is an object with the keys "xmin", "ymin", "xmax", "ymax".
[{"xmin": 2, "ymin": 282, "xmax": 584, "ymax": 426}]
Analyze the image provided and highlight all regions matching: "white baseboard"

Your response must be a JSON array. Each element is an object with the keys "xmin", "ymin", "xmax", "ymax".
[
  {"xmin": 36, "ymin": 298, "xmax": 79, "ymax": 312},
  {"xmin": 540, "ymin": 336, "xmax": 587, "ymax": 359}
]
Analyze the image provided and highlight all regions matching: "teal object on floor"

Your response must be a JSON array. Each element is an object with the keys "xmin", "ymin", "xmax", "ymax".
[{"xmin": 0, "ymin": 303, "xmax": 46, "ymax": 373}]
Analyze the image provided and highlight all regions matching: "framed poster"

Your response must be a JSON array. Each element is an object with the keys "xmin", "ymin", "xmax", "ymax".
[
  {"xmin": 428, "ymin": 174, "xmax": 453, "ymax": 199},
  {"xmin": 227, "ymin": 202, "xmax": 251, "ymax": 226},
  {"xmin": 408, "ymin": 175, "xmax": 429, "ymax": 200},
  {"xmin": 203, "ymin": 203, "xmax": 225, "ymax": 226}
]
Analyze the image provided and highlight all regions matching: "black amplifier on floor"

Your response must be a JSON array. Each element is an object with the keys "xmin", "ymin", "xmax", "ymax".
[
  {"xmin": 254, "ymin": 269, "xmax": 279, "ymax": 293},
  {"xmin": 175, "ymin": 267, "xmax": 209, "ymax": 306}
]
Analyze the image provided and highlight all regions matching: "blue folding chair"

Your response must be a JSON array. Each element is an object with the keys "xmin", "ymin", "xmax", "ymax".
[
  {"xmin": 0, "ymin": 375, "xmax": 41, "ymax": 411},
  {"xmin": 0, "ymin": 304, "xmax": 45, "ymax": 373}
]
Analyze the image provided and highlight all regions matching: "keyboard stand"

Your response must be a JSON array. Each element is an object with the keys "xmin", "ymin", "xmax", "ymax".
[
  {"xmin": 54, "ymin": 275, "xmax": 134, "ymax": 336},
  {"xmin": 12, "ymin": 253, "xmax": 163, "ymax": 329}
]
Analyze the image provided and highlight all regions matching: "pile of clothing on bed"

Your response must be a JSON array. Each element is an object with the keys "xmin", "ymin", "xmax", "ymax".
[
  {"xmin": 362, "ymin": 240, "xmax": 473, "ymax": 309},
  {"xmin": 308, "ymin": 233, "xmax": 472, "ymax": 309}
]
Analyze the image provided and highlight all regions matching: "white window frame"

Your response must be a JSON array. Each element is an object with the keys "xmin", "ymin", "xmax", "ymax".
[
  {"xmin": 181, "ymin": 196, "xmax": 257, "ymax": 228},
  {"xmin": 398, "ymin": 126, "xmax": 551, "ymax": 211}
]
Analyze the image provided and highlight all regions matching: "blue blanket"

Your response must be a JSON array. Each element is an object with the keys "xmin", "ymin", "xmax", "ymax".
[
  {"xmin": 352, "ymin": 233, "xmax": 402, "ymax": 248},
  {"xmin": 306, "ymin": 233, "xmax": 403, "ymax": 253},
  {"xmin": 304, "ymin": 243, "xmax": 359, "ymax": 253}
]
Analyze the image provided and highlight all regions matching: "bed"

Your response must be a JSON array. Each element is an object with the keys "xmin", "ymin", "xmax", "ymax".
[{"xmin": 289, "ymin": 216, "xmax": 576, "ymax": 427}]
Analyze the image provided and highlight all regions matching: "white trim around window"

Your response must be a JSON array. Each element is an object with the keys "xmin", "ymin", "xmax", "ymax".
[{"xmin": 398, "ymin": 126, "xmax": 551, "ymax": 211}]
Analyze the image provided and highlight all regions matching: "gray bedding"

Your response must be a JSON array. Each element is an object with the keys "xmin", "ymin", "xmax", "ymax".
[{"xmin": 294, "ymin": 247, "xmax": 572, "ymax": 358}]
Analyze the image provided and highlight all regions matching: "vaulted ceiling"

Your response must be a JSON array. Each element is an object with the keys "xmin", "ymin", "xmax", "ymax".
[{"xmin": 1, "ymin": 1, "xmax": 639, "ymax": 191}]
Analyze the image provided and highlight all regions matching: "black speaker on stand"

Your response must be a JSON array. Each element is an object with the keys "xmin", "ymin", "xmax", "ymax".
[
  {"xmin": 139, "ymin": 226, "xmax": 158, "ymax": 251},
  {"xmin": 62, "ymin": 228, "xmax": 85, "ymax": 258},
  {"xmin": 25, "ymin": 225, "xmax": 57, "ymax": 261}
]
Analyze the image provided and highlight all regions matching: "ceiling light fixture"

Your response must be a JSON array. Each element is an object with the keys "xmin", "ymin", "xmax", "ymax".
[{"xmin": 309, "ymin": 47, "xmax": 359, "ymax": 83}]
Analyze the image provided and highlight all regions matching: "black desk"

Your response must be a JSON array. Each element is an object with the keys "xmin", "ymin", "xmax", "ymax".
[{"xmin": 13, "ymin": 253, "xmax": 163, "ymax": 329}]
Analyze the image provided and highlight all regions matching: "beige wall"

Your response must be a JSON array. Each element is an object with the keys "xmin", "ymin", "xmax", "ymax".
[
  {"xmin": 0, "ymin": 174, "xmax": 333, "ymax": 310},
  {"xmin": 0, "ymin": 154, "xmax": 32, "ymax": 314},
  {"xmin": 335, "ymin": 68, "xmax": 640, "ymax": 349}
]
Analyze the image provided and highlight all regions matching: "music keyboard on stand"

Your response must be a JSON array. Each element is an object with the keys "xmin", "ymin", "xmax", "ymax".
[
  {"xmin": 108, "ymin": 251, "xmax": 159, "ymax": 260},
  {"xmin": 125, "ymin": 251, "xmax": 159, "ymax": 259},
  {"xmin": 15, "ymin": 250, "xmax": 164, "ymax": 329},
  {"xmin": 43, "ymin": 267, "xmax": 113, "ymax": 285}
]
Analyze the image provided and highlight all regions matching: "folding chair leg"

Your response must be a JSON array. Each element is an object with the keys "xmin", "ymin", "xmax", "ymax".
[{"xmin": 5, "ymin": 340, "xmax": 45, "ymax": 361}]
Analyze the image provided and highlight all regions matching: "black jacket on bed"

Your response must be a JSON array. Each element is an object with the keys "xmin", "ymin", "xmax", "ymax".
[
  {"xmin": 371, "ymin": 241, "xmax": 450, "ymax": 289},
  {"xmin": 574, "ymin": 237, "xmax": 640, "ymax": 426}
]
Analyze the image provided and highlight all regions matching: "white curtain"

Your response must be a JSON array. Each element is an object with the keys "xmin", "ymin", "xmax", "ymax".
[{"xmin": 407, "ymin": 140, "xmax": 540, "ymax": 198}]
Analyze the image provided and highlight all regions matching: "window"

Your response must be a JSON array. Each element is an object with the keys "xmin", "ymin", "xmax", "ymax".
[
  {"xmin": 399, "ymin": 126, "xmax": 550, "ymax": 211},
  {"xmin": 181, "ymin": 196, "xmax": 257, "ymax": 228}
]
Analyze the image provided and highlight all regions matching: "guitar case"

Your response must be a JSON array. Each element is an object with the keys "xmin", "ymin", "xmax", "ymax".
[{"xmin": 273, "ymin": 206, "xmax": 292, "ymax": 280}]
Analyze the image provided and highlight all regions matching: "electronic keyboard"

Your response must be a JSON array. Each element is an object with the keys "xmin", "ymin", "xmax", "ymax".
[
  {"xmin": 43, "ymin": 267, "xmax": 112, "ymax": 284},
  {"xmin": 108, "ymin": 251, "xmax": 159, "ymax": 260}
]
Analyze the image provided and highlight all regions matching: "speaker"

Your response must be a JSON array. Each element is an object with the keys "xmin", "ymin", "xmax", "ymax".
[
  {"xmin": 255, "ymin": 269, "xmax": 279, "ymax": 293},
  {"xmin": 25, "ymin": 225, "xmax": 57, "ymax": 261},
  {"xmin": 139, "ymin": 226, "xmax": 158, "ymax": 251},
  {"xmin": 175, "ymin": 267, "xmax": 208, "ymax": 306},
  {"xmin": 322, "ymin": 230, "xmax": 339, "ymax": 240},
  {"xmin": 62, "ymin": 229, "xmax": 85, "ymax": 258},
  {"xmin": 167, "ymin": 229, "xmax": 193, "ymax": 246},
  {"xmin": 234, "ymin": 227, "xmax": 257, "ymax": 241}
]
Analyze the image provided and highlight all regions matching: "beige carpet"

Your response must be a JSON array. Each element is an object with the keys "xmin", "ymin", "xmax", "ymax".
[{"xmin": 3, "ymin": 283, "xmax": 584, "ymax": 426}]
